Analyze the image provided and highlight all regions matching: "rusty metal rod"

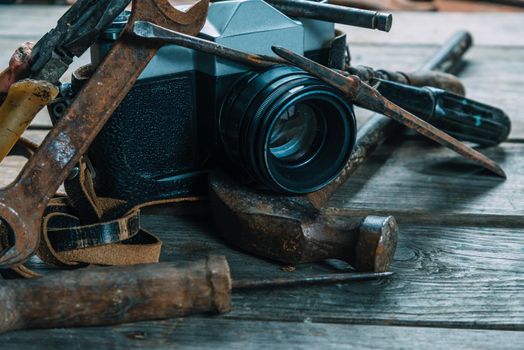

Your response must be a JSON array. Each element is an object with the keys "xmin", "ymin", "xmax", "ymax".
[
  {"xmin": 133, "ymin": 21, "xmax": 285, "ymax": 68},
  {"xmin": 420, "ymin": 30, "xmax": 473, "ymax": 73},
  {"xmin": 233, "ymin": 271, "xmax": 394, "ymax": 289},
  {"xmin": 265, "ymin": 0, "xmax": 393, "ymax": 31},
  {"xmin": 271, "ymin": 45, "xmax": 505, "ymax": 178}
]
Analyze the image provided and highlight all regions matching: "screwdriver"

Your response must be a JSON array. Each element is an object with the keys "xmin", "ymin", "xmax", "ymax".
[
  {"xmin": 271, "ymin": 45, "xmax": 506, "ymax": 178},
  {"xmin": 0, "ymin": 256, "xmax": 392, "ymax": 334}
]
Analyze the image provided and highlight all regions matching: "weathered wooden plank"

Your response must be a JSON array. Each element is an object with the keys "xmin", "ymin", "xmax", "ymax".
[
  {"xmin": 342, "ymin": 13, "xmax": 524, "ymax": 46},
  {"xmin": 128, "ymin": 212, "xmax": 524, "ymax": 329},
  {"xmin": 2, "ymin": 318, "xmax": 524, "ymax": 350},
  {"xmin": 14, "ymin": 197, "xmax": 524, "ymax": 329},
  {"xmin": 8, "ymin": 208, "xmax": 524, "ymax": 336},
  {"xmin": 326, "ymin": 139, "xmax": 524, "ymax": 225}
]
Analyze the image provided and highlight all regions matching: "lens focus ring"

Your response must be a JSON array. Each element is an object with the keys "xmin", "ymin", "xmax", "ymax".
[{"xmin": 219, "ymin": 65, "xmax": 357, "ymax": 194}]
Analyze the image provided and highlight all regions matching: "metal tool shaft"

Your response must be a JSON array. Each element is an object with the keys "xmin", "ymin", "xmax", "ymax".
[
  {"xmin": 421, "ymin": 30, "xmax": 473, "ymax": 73},
  {"xmin": 265, "ymin": 0, "xmax": 393, "ymax": 31},
  {"xmin": 233, "ymin": 271, "xmax": 394, "ymax": 289},
  {"xmin": 133, "ymin": 21, "xmax": 285, "ymax": 68}
]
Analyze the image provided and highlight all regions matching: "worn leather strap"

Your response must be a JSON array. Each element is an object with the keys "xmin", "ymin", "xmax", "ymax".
[{"xmin": 7, "ymin": 138, "xmax": 165, "ymax": 277}]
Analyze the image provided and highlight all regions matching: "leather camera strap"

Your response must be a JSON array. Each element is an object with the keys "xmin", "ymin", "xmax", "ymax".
[{"xmin": 8, "ymin": 139, "xmax": 170, "ymax": 278}]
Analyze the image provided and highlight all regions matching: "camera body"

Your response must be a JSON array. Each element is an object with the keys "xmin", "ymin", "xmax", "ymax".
[{"xmin": 51, "ymin": 0, "xmax": 357, "ymax": 206}]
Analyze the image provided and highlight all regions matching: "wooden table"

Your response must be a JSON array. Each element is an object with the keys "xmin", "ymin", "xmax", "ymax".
[{"xmin": 1, "ymin": 5, "xmax": 524, "ymax": 349}]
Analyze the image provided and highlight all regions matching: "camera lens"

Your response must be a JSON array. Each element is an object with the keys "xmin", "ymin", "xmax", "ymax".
[
  {"xmin": 220, "ymin": 66, "xmax": 356, "ymax": 194},
  {"xmin": 268, "ymin": 102, "xmax": 323, "ymax": 163}
]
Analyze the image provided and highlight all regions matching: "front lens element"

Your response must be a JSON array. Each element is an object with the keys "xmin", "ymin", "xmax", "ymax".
[{"xmin": 269, "ymin": 103, "xmax": 323, "ymax": 163}]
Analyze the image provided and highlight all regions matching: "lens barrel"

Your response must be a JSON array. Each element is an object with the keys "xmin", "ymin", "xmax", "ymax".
[{"xmin": 219, "ymin": 66, "xmax": 356, "ymax": 194}]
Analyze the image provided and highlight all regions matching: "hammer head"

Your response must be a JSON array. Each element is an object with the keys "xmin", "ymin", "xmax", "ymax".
[{"xmin": 209, "ymin": 170, "xmax": 398, "ymax": 272}]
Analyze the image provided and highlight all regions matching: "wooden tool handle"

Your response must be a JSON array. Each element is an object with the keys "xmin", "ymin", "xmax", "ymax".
[
  {"xmin": 402, "ymin": 70, "xmax": 465, "ymax": 95},
  {"xmin": 0, "ymin": 256, "xmax": 232, "ymax": 333},
  {"xmin": 0, "ymin": 79, "xmax": 58, "ymax": 162}
]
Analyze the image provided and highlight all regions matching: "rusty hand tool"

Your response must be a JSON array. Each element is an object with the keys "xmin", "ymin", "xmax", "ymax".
[
  {"xmin": 346, "ymin": 65, "xmax": 465, "ymax": 96},
  {"xmin": 272, "ymin": 46, "xmax": 506, "ymax": 178},
  {"xmin": 264, "ymin": 0, "xmax": 393, "ymax": 31},
  {"xmin": 134, "ymin": 21, "xmax": 465, "ymax": 97},
  {"xmin": 0, "ymin": 255, "xmax": 392, "ymax": 333},
  {"xmin": 0, "ymin": 0, "xmax": 210, "ymax": 268},
  {"xmin": 210, "ymin": 171, "xmax": 398, "ymax": 272},
  {"xmin": 328, "ymin": 0, "xmax": 437, "ymax": 11},
  {"xmin": 0, "ymin": 1, "xmax": 131, "ymax": 163},
  {"xmin": 210, "ymin": 31, "xmax": 474, "ymax": 268}
]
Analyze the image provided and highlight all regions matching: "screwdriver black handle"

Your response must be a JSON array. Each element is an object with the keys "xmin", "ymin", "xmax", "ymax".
[{"xmin": 374, "ymin": 79, "xmax": 511, "ymax": 147}]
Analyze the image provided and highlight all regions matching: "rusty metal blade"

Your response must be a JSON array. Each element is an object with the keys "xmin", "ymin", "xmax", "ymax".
[
  {"xmin": 272, "ymin": 45, "xmax": 506, "ymax": 178},
  {"xmin": 133, "ymin": 21, "xmax": 285, "ymax": 68}
]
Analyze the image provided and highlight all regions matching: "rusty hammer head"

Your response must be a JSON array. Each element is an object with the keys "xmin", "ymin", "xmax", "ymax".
[{"xmin": 209, "ymin": 170, "xmax": 398, "ymax": 272}]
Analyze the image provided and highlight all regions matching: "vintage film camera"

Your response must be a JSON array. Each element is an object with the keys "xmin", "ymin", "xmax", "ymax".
[{"xmin": 51, "ymin": 0, "xmax": 358, "ymax": 205}]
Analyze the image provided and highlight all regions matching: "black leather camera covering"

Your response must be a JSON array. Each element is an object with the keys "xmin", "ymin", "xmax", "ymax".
[{"xmin": 88, "ymin": 72, "xmax": 210, "ymax": 206}]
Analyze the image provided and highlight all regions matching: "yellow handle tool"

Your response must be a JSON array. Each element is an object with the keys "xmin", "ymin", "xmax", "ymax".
[{"xmin": 0, "ymin": 79, "xmax": 58, "ymax": 162}]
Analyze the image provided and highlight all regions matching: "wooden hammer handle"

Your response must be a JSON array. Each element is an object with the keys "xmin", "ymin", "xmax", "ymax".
[{"xmin": 0, "ymin": 256, "xmax": 232, "ymax": 333}]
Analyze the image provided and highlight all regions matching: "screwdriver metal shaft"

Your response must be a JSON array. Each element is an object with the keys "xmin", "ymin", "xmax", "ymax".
[{"xmin": 233, "ymin": 271, "xmax": 394, "ymax": 289}]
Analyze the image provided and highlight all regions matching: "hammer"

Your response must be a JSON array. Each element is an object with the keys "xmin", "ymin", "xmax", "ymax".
[{"xmin": 209, "ymin": 31, "xmax": 473, "ymax": 272}]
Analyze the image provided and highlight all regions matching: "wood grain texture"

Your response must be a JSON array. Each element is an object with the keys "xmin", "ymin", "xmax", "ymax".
[
  {"xmin": 326, "ymin": 139, "xmax": 524, "ymax": 225},
  {"xmin": 139, "ymin": 213, "xmax": 524, "ymax": 330},
  {"xmin": 2, "ymin": 318, "xmax": 524, "ymax": 350}
]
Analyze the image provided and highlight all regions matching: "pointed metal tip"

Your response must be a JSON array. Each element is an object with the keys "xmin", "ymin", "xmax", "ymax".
[
  {"xmin": 271, "ymin": 46, "xmax": 292, "ymax": 60},
  {"xmin": 493, "ymin": 164, "xmax": 507, "ymax": 179}
]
